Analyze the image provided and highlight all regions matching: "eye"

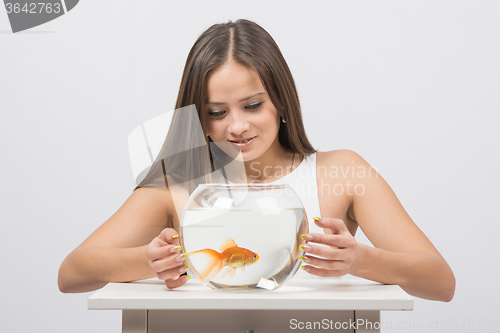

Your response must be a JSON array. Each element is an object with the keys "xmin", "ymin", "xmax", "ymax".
[
  {"xmin": 208, "ymin": 110, "xmax": 226, "ymax": 118},
  {"xmin": 245, "ymin": 102, "xmax": 263, "ymax": 111},
  {"xmin": 252, "ymin": 254, "xmax": 257, "ymax": 259}
]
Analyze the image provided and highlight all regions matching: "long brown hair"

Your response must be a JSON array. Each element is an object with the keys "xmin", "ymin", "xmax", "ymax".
[
  {"xmin": 137, "ymin": 20, "xmax": 315, "ymax": 194},
  {"xmin": 176, "ymin": 19, "xmax": 316, "ymax": 156}
]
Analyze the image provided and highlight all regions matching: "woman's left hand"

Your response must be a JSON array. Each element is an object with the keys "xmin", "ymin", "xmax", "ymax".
[{"xmin": 300, "ymin": 217, "xmax": 358, "ymax": 277}]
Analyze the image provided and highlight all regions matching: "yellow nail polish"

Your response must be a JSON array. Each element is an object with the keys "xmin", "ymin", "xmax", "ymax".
[
  {"xmin": 312, "ymin": 217, "xmax": 321, "ymax": 221},
  {"xmin": 185, "ymin": 264, "xmax": 190, "ymax": 270},
  {"xmin": 175, "ymin": 245, "xmax": 182, "ymax": 252},
  {"xmin": 300, "ymin": 266, "xmax": 306, "ymax": 270},
  {"xmin": 181, "ymin": 253, "xmax": 188, "ymax": 259},
  {"xmin": 299, "ymin": 256, "xmax": 305, "ymax": 262},
  {"xmin": 171, "ymin": 234, "xmax": 179, "ymax": 239},
  {"xmin": 299, "ymin": 244, "xmax": 311, "ymax": 252},
  {"xmin": 185, "ymin": 275, "xmax": 191, "ymax": 280},
  {"xmin": 301, "ymin": 234, "xmax": 313, "ymax": 241}
]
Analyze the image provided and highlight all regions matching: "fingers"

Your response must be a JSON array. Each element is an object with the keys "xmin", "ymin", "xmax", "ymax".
[
  {"xmin": 301, "ymin": 242, "xmax": 356, "ymax": 264},
  {"xmin": 301, "ymin": 265, "xmax": 345, "ymax": 278},
  {"xmin": 158, "ymin": 228, "xmax": 181, "ymax": 244},
  {"xmin": 301, "ymin": 244, "xmax": 344, "ymax": 260},
  {"xmin": 300, "ymin": 250, "xmax": 355, "ymax": 277},
  {"xmin": 165, "ymin": 274, "xmax": 190, "ymax": 289},
  {"xmin": 146, "ymin": 243, "xmax": 181, "ymax": 262},
  {"xmin": 306, "ymin": 232, "xmax": 355, "ymax": 248},
  {"xmin": 313, "ymin": 217, "xmax": 349, "ymax": 234},
  {"xmin": 146, "ymin": 228, "xmax": 190, "ymax": 284},
  {"xmin": 157, "ymin": 262, "xmax": 188, "ymax": 280},
  {"xmin": 145, "ymin": 228, "xmax": 181, "ymax": 262},
  {"xmin": 299, "ymin": 217, "xmax": 358, "ymax": 278},
  {"xmin": 150, "ymin": 252, "xmax": 185, "ymax": 273},
  {"xmin": 303, "ymin": 217, "xmax": 354, "ymax": 248},
  {"xmin": 300, "ymin": 254, "xmax": 351, "ymax": 271}
]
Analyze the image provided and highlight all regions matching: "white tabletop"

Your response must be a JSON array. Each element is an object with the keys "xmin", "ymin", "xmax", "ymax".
[{"xmin": 88, "ymin": 278, "xmax": 413, "ymax": 311}]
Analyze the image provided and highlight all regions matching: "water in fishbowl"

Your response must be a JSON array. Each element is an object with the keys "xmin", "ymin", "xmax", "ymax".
[{"xmin": 180, "ymin": 207, "xmax": 307, "ymax": 291}]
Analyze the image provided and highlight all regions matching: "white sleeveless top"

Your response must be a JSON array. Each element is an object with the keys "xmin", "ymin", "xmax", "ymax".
[{"xmin": 267, "ymin": 153, "xmax": 323, "ymax": 233}]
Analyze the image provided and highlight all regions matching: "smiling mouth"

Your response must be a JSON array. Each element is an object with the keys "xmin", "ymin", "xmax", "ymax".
[{"xmin": 229, "ymin": 137, "xmax": 256, "ymax": 144}]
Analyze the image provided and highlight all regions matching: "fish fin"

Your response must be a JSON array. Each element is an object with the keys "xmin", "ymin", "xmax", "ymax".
[
  {"xmin": 218, "ymin": 267, "xmax": 231, "ymax": 279},
  {"xmin": 219, "ymin": 267, "xmax": 237, "ymax": 279},
  {"xmin": 187, "ymin": 249, "xmax": 224, "ymax": 281},
  {"xmin": 227, "ymin": 267, "xmax": 237, "ymax": 279},
  {"xmin": 219, "ymin": 237, "xmax": 238, "ymax": 252}
]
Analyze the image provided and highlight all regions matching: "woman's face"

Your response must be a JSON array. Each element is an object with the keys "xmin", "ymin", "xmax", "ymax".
[{"xmin": 205, "ymin": 61, "xmax": 281, "ymax": 161}]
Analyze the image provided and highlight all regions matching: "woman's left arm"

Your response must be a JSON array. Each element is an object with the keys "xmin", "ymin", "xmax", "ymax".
[{"xmin": 304, "ymin": 150, "xmax": 455, "ymax": 302}]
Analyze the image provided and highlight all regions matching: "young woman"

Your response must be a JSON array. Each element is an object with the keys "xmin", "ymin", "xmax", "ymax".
[{"xmin": 58, "ymin": 19, "xmax": 455, "ymax": 301}]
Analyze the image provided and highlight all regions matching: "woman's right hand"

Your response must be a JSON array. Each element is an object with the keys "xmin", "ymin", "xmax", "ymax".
[{"xmin": 145, "ymin": 228, "xmax": 189, "ymax": 289}]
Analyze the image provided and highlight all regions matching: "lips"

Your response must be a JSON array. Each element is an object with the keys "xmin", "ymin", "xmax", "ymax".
[
  {"xmin": 229, "ymin": 137, "xmax": 255, "ymax": 143},
  {"xmin": 228, "ymin": 136, "xmax": 256, "ymax": 149}
]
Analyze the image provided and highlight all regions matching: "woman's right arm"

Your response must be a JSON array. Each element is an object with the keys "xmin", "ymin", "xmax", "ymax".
[{"xmin": 57, "ymin": 187, "xmax": 186, "ymax": 293}]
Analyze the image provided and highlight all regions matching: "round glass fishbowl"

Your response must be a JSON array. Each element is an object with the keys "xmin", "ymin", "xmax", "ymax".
[{"xmin": 179, "ymin": 183, "xmax": 308, "ymax": 291}]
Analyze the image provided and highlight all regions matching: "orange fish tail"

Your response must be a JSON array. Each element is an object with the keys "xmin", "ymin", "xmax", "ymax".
[{"xmin": 187, "ymin": 249, "xmax": 224, "ymax": 281}]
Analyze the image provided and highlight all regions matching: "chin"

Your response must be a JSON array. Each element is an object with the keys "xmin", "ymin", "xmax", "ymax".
[{"xmin": 234, "ymin": 152, "xmax": 253, "ymax": 162}]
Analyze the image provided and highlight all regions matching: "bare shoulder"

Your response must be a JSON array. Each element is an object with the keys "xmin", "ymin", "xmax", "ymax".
[
  {"xmin": 316, "ymin": 149, "xmax": 369, "ymax": 170},
  {"xmin": 314, "ymin": 150, "xmax": 373, "ymax": 230},
  {"xmin": 316, "ymin": 149, "xmax": 375, "ymax": 184},
  {"xmin": 128, "ymin": 187, "xmax": 171, "ymax": 208},
  {"xmin": 126, "ymin": 187, "xmax": 173, "ymax": 218}
]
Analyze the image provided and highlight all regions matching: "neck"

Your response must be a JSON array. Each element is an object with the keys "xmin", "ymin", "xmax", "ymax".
[{"xmin": 243, "ymin": 145, "xmax": 295, "ymax": 184}]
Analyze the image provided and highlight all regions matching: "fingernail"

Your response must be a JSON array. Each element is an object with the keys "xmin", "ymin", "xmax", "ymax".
[
  {"xmin": 176, "ymin": 253, "xmax": 188, "ymax": 262},
  {"xmin": 171, "ymin": 234, "xmax": 179, "ymax": 239},
  {"xmin": 299, "ymin": 245, "xmax": 312, "ymax": 252},
  {"xmin": 299, "ymin": 256, "xmax": 310, "ymax": 263},
  {"xmin": 301, "ymin": 266, "xmax": 308, "ymax": 271},
  {"xmin": 185, "ymin": 264, "xmax": 190, "ymax": 270},
  {"xmin": 184, "ymin": 274, "xmax": 191, "ymax": 281},
  {"xmin": 301, "ymin": 234, "xmax": 313, "ymax": 241},
  {"xmin": 312, "ymin": 217, "xmax": 321, "ymax": 222},
  {"xmin": 178, "ymin": 265, "xmax": 187, "ymax": 273},
  {"xmin": 170, "ymin": 245, "xmax": 182, "ymax": 254}
]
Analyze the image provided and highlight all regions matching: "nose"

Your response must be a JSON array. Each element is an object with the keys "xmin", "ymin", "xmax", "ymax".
[{"xmin": 227, "ymin": 111, "xmax": 250, "ymax": 136}]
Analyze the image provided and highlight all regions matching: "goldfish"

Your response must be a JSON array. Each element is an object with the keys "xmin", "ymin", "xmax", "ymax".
[{"xmin": 187, "ymin": 237, "xmax": 259, "ymax": 281}]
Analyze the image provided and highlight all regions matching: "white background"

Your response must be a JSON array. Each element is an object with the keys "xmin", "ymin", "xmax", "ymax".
[{"xmin": 1, "ymin": 1, "xmax": 499, "ymax": 332}]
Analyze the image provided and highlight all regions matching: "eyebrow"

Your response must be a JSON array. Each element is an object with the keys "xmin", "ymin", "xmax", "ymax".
[{"xmin": 207, "ymin": 92, "xmax": 266, "ymax": 105}]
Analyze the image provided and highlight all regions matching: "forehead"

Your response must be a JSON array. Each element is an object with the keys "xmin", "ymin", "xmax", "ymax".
[{"xmin": 206, "ymin": 62, "xmax": 265, "ymax": 102}]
